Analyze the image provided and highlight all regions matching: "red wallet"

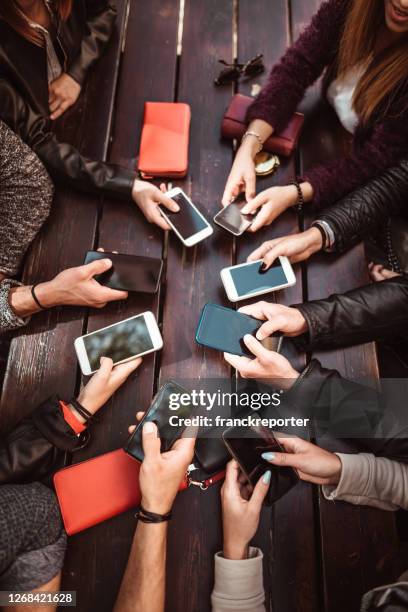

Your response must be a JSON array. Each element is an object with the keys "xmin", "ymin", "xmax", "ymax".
[
  {"xmin": 54, "ymin": 449, "xmax": 225, "ymax": 536},
  {"xmin": 138, "ymin": 102, "xmax": 191, "ymax": 178},
  {"xmin": 221, "ymin": 94, "xmax": 304, "ymax": 157}
]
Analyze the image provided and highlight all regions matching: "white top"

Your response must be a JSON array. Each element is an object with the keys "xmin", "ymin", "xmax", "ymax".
[{"xmin": 327, "ymin": 63, "xmax": 366, "ymax": 134}]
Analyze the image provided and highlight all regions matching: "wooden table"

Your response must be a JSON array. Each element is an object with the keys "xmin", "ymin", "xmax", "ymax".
[{"xmin": 0, "ymin": 1, "xmax": 400, "ymax": 611}]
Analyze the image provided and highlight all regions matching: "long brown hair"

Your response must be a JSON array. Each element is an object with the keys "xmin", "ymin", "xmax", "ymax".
[
  {"xmin": 337, "ymin": 0, "xmax": 408, "ymax": 122},
  {"xmin": 0, "ymin": 1, "xmax": 73, "ymax": 46}
]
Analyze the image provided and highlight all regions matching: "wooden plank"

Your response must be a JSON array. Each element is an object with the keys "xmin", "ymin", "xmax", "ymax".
[
  {"xmin": 160, "ymin": 2, "xmax": 235, "ymax": 610},
  {"xmin": 290, "ymin": 2, "xmax": 398, "ymax": 611},
  {"xmin": 0, "ymin": 1, "xmax": 128, "ymax": 432},
  {"xmin": 237, "ymin": 2, "xmax": 319, "ymax": 611},
  {"xmin": 61, "ymin": 2, "xmax": 181, "ymax": 611}
]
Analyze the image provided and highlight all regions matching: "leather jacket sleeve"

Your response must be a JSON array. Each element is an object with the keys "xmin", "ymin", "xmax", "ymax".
[
  {"xmin": 317, "ymin": 159, "xmax": 408, "ymax": 253},
  {"xmin": 0, "ymin": 397, "xmax": 85, "ymax": 485},
  {"xmin": 67, "ymin": 1, "xmax": 117, "ymax": 86},
  {"xmin": 285, "ymin": 359, "xmax": 408, "ymax": 463},
  {"xmin": 0, "ymin": 78, "xmax": 136, "ymax": 199},
  {"xmin": 293, "ymin": 275, "xmax": 408, "ymax": 349}
]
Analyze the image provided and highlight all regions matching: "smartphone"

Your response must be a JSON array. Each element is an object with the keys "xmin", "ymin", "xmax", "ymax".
[
  {"xmin": 125, "ymin": 381, "xmax": 193, "ymax": 462},
  {"xmin": 213, "ymin": 201, "xmax": 253, "ymax": 236},
  {"xmin": 161, "ymin": 187, "xmax": 213, "ymax": 247},
  {"xmin": 74, "ymin": 312, "xmax": 163, "ymax": 375},
  {"xmin": 195, "ymin": 303, "xmax": 263, "ymax": 357},
  {"xmin": 84, "ymin": 251, "xmax": 163, "ymax": 293},
  {"xmin": 221, "ymin": 257, "xmax": 296, "ymax": 302},
  {"xmin": 222, "ymin": 425, "xmax": 299, "ymax": 505}
]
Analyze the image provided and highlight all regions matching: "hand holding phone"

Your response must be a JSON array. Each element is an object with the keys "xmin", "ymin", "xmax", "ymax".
[
  {"xmin": 223, "ymin": 334, "xmax": 298, "ymax": 387},
  {"xmin": 84, "ymin": 251, "xmax": 163, "ymax": 294},
  {"xmin": 162, "ymin": 188, "xmax": 213, "ymax": 247},
  {"xmin": 75, "ymin": 311, "xmax": 163, "ymax": 375},
  {"xmin": 213, "ymin": 200, "xmax": 253, "ymax": 236},
  {"xmin": 76, "ymin": 356, "xmax": 141, "ymax": 415},
  {"xmin": 223, "ymin": 425, "xmax": 299, "ymax": 505},
  {"xmin": 221, "ymin": 257, "xmax": 296, "ymax": 302},
  {"xmin": 125, "ymin": 381, "xmax": 194, "ymax": 462},
  {"xmin": 221, "ymin": 459, "xmax": 271, "ymax": 560},
  {"xmin": 195, "ymin": 303, "xmax": 262, "ymax": 356}
]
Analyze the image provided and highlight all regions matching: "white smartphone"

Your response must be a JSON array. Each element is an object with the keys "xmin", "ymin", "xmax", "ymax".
[
  {"xmin": 161, "ymin": 187, "xmax": 213, "ymax": 247},
  {"xmin": 74, "ymin": 311, "xmax": 163, "ymax": 375},
  {"xmin": 220, "ymin": 257, "xmax": 296, "ymax": 302}
]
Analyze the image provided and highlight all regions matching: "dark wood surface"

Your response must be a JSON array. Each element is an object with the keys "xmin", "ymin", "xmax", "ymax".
[{"xmin": 0, "ymin": 1, "xmax": 400, "ymax": 611}]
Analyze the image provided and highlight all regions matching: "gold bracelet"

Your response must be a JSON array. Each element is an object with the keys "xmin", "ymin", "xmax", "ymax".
[{"xmin": 242, "ymin": 130, "xmax": 263, "ymax": 153}]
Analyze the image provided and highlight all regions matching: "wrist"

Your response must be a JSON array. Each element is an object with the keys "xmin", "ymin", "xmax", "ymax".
[
  {"xmin": 306, "ymin": 227, "xmax": 324, "ymax": 252},
  {"xmin": 328, "ymin": 455, "xmax": 342, "ymax": 485},
  {"xmin": 238, "ymin": 138, "xmax": 259, "ymax": 159},
  {"xmin": 141, "ymin": 496, "xmax": 174, "ymax": 516},
  {"xmin": 35, "ymin": 280, "xmax": 61, "ymax": 308},
  {"xmin": 223, "ymin": 540, "xmax": 249, "ymax": 560},
  {"xmin": 291, "ymin": 308, "xmax": 308, "ymax": 335},
  {"xmin": 76, "ymin": 392, "xmax": 101, "ymax": 416}
]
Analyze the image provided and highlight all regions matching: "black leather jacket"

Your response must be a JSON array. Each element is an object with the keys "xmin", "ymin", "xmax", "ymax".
[
  {"xmin": 0, "ymin": 0, "xmax": 136, "ymax": 199},
  {"xmin": 294, "ymin": 161, "xmax": 408, "ymax": 351},
  {"xmin": 318, "ymin": 159, "xmax": 408, "ymax": 253},
  {"xmin": 0, "ymin": 397, "xmax": 85, "ymax": 485}
]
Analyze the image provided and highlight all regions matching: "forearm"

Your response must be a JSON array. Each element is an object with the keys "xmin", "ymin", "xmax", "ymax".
[
  {"xmin": 1, "ymin": 79, "xmax": 135, "ymax": 201},
  {"xmin": 316, "ymin": 160, "xmax": 408, "ymax": 252},
  {"xmin": 323, "ymin": 453, "xmax": 408, "ymax": 511},
  {"xmin": 68, "ymin": 2, "xmax": 117, "ymax": 85},
  {"xmin": 115, "ymin": 522, "xmax": 167, "ymax": 612},
  {"xmin": 294, "ymin": 276, "xmax": 408, "ymax": 350}
]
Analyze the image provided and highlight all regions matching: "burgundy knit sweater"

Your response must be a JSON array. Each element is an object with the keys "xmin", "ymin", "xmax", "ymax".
[{"xmin": 246, "ymin": 0, "xmax": 408, "ymax": 207}]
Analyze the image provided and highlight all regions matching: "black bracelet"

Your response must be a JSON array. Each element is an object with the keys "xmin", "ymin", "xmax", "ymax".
[
  {"xmin": 291, "ymin": 180, "xmax": 304, "ymax": 212},
  {"xmin": 311, "ymin": 222, "xmax": 327, "ymax": 251},
  {"xmin": 136, "ymin": 505, "xmax": 173, "ymax": 524},
  {"xmin": 69, "ymin": 398, "xmax": 99, "ymax": 424},
  {"xmin": 31, "ymin": 284, "xmax": 46, "ymax": 310}
]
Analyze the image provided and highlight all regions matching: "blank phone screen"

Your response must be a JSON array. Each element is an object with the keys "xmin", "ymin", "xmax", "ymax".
[
  {"xmin": 231, "ymin": 260, "xmax": 288, "ymax": 297},
  {"xmin": 162, "ymin": 192, "xmax": 208, "ymax": 240},
  {"xmin": 197, "ymin": 305, "xmax": 261, "ymax": 356},
  {"xmin": 84, "ymin": 251, "xmax": 162, "ymax": 293},
  {"xmin": 83, "ymin": 315, "xmax": 153, "ymax": 371}
]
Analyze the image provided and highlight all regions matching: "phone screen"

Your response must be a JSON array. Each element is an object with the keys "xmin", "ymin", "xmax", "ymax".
[
  {"xmin": 162, "ymin": 192, "xmax": 209, "ymax": 240},
  {"xmin": 215, "ymin": 202, "xmax": 252, "ymax": 234},
  {"xmin": 223, "ymin": 426, "xmax": 298, "ymax": 504},
  {"xmin": 84, "ymin": 251, "xmax": 162, "ymax": 293},
  {"xmin": 230, "ymin": 260, "xmax": 289, "ymax": 297},
  {"xmin": 196, "ymin": 304, "xmax": 261, "ymax": 356},
  {"xmin": 125, "ymin": 382, "xmax": 193, "ymax": 461},
  {"xmin": 83, "ymin": 314, "xmax": 154, "ymax": 371}
]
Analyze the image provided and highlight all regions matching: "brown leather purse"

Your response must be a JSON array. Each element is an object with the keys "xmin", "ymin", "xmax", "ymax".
[{"xmin": 221, "ymin": 94, "xmax": 305, "ymax": 157}]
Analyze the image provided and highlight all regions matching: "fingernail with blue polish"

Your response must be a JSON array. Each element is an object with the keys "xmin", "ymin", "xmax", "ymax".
[
  {"xmin": 262, "ymin": 452, "xmax": 275, "ymax": 462},
  {"xmin": 263, "ymin": 470, "xmax": 271, "ymax": 485}
]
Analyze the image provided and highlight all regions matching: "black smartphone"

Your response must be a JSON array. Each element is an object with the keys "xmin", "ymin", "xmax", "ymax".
[
  {"xmin": 84, "ymin": 251, "xmax": 163, "ymax": 293},
  {"xmin": 213, "ymin": 201, "xmax": 253, "ymax": 236},
  {"xmin": 195, "ymin": 303, "xmax": 263, "ymax": 357},
  {"xmin": 222, "ymin": 425, "xmax": 299, "ymax": 505},
  {"xmin": 124, "ymin": 381, "xmax": 193, "ymax": 462}
]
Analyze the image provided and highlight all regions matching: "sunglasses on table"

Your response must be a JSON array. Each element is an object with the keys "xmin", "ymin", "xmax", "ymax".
[{"xmin": 214, "ymin": 54, "xmax": 265, "ymax": 86}]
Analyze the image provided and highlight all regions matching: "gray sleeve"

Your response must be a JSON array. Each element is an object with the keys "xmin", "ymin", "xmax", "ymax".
[
  {"xmin": 322, "ymin": 453, "xmax": 408, "ymax": 511},
  {"xmin": 0, "ymin": 280, "xmax": 30, "ymax": 333},
  {"xmin": 211, "ymin": 547, "xmax": 266, "ymax": 612}
]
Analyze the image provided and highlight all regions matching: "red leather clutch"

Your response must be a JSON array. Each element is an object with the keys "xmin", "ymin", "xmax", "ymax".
[
  {"xmin": 221, "ymin": 94, "xmax": 304, "ymax": 157},
  {"xmin": 138, "ymin": 102, "xmax": 191, "ymax": 178}
]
